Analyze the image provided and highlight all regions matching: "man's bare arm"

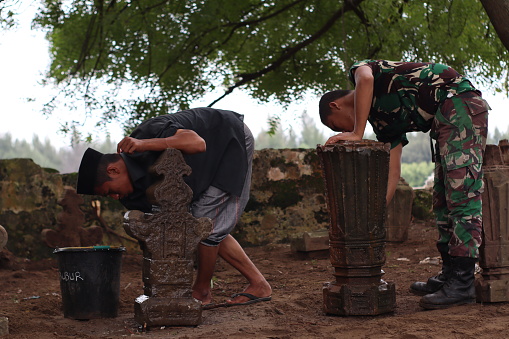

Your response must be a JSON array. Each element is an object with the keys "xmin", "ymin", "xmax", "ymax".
[
  {"xmin": 386, "ymin": 143, "xmax": 403, "ymax": 205},
  {"xmin": 117, "ymin": 129, "xmax": 206, "ymax": 154},
  {"xmin": 352, "ymin": 65, "xmax": 374, "ymax": 139}
]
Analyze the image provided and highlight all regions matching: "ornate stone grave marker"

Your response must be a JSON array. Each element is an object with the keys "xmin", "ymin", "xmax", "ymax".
[
  {"xmin": 317, "ymin": 140, "xmax": 396, "ymax": 316},
  {"xmin": 124, "ymin": 149, "xmax": 212, "ymax": 326},
  {"xmin": 41, "ymin": 187, "xmax": 103, "ymax": 247}
]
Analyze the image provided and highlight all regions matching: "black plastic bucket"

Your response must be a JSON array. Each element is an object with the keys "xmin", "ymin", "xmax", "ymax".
[{"xmin": 54, "ymin": 246, "xmax": 125, "ymax": 320}]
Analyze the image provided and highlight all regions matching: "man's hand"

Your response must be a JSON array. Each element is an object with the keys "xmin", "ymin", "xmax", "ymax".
[
  {"xmin": 116, "ymin": 130, "xmax": 206, "ymax": 154},
  {"xmin": 117, "ymin": 137, "xmax": 145, "ymax": 154},
  {"xmin": 325, "ymin": 132, "xmax": 363, "ymax": 145}
]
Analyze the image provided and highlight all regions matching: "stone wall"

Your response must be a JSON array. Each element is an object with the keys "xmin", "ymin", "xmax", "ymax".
[
  {"xmin": 0, "ymin": 159, "xmax": 127, "ymax": 260},
  {"xmin": 0, "ymin": 159, "xmax": 62, "ymax": 259},
  {"xmin": 0, "ymin": 149, "xmax": 432, "ymax": 260},
  {"xmin": 234, "ymin": 148, "xmax": 328, "ymax": 246}
]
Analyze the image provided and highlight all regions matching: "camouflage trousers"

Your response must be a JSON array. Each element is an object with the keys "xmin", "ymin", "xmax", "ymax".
[{"xmin": 430, "ymin": 91, "xmax": 489, "ymax": 258}]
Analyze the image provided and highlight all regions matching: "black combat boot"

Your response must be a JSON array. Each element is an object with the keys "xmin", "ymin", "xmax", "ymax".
[
  {"xmin": 419, "ymin": 256, "xmax": 476, "ymax": 310},
  {"xmin": 409, "ymin": 245, "xmax": 452, "ymax": 296}
]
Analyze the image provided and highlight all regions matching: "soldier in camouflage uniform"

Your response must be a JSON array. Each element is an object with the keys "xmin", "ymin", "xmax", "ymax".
[{"xmin": 318, "ymin": 60, "xmax": 489, "ymax": 310}]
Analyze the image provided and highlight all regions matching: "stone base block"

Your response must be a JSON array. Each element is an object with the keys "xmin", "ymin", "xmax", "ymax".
[
  {"xmin": 475, "ymin": 278, "xmax": 509, "ymax": 303},
  {"xmin": 134, "ymin": 295, "xmax": 202, "ymax": 326},
  {"xmin": 290, "ymin": 230, "xmax": 329, "ymax": 252},
  {"xmin": 323, "ymin": 280, "xmax": 396, "ymax": 316},
  {"xmin": 290, "ymin": 230, "xmax": 330, "ymax": 259}
]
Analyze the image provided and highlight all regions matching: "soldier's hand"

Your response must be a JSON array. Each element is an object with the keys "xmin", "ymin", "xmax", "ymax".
[{"xmin": 325, "ymin": 132, "xmax": 362, "ymax": 145}]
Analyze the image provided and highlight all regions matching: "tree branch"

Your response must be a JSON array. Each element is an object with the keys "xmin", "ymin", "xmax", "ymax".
[
  {"xmin": 480, "ymin": 0, "xmax": 509, "ymax": 52},
  {"xmin": 208, "ymin": 0, "xmax": 366, "ymax": 107}
]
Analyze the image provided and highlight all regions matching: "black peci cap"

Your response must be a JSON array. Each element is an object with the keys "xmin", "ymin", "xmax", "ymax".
[{"xmin": 77, "ymin": 148, "xmax": 104, "ymax": 195}]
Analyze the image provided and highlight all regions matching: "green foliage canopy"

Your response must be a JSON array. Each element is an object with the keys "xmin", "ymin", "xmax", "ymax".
[
  {"xmin": 401, "ymin": 161, "xmax": 435, "ymax": 188},
  {"xmin": 34, "ymin": 0, "xmax": 509, "ymax": 136}
]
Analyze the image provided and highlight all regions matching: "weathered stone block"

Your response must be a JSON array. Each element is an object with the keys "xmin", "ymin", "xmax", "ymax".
[
  {"xmin": 0, "ymin": 316, "xmax": 8, "ymax": 336},
  {"xmin": 290, "ymin": 230, "xmax": 329, "ymax": 259},
  {"xmin": 323, "ymin": 281, "xmax": 396, "ymax": 316},
  {"xmin": 476, "ymin": 270, "xmax": 509, "ymax": 303},
  {"xmin": 411, "ymin": 189, "xmax": 433, "ymax": 221},
  {"xmin": 134, "ymin": 297, "xmax": 201, "ymax": 327},
  {"xmin": 385, "ymin": 178, "xmax": 414, "ymax": 242},
  {"xmin": 0, "ymin": 225, "xmax": 7, "ymax": 249},
  {"xmin": 290, "ymin": 230, "xmax": 329, "ymax": 252}
]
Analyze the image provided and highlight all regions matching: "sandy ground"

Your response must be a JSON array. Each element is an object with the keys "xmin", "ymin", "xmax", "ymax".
[{"xmin": 2, "ymin": 221, "xmax": 509, "ymax": 339}]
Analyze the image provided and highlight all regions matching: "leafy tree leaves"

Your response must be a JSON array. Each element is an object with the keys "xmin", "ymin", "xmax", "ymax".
[{"xmin": 33, "ymin": 0, "xmax": 508, "ymax": 138}]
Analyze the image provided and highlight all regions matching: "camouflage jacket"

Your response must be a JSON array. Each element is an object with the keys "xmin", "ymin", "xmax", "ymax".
[{"xmin": 349, "ymin": 60, "xmax": 478, "ymax": 148}]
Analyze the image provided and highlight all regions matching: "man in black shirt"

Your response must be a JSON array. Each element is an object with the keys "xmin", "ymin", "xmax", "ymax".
[{"xmin": 77, "ymin": 108, "xmax": 271, "ymax": 308}]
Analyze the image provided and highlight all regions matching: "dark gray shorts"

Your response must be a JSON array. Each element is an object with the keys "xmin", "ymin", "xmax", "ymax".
[{"xmin": 190, "ymin": 124, "xmax": 254, "ymax": 246}]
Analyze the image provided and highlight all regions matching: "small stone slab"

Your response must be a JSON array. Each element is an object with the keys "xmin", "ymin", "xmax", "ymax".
[
  {"xmin": 290, "ymin": 230, "xmax": 329, "ymax": 252},
  {"xmin": 0, "ymin": 317, "xmax": 9, "ymax": 336},
  {"xmin": 0, "ymin": 225, "xmax": 7, "ymax": 249},
  {"xmin": 290, "ymin": 230, "xmax": 329, "ymax": 259}
]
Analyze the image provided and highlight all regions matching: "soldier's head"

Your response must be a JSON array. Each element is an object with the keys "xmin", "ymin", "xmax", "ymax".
[{"xmin": 318, "ymin": 90, "xmax": 355, "ymax": 133}]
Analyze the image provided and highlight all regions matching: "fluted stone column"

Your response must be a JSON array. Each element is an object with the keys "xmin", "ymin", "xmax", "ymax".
[{"xmin": 317, "ymin": 140, "xmax": 396, "ymax": 316}]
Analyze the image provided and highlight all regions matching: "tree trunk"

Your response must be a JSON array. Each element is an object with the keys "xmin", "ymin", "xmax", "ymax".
[{"xmin": 481, "ymin": 0, "xmax": 509, "ymax": 52}]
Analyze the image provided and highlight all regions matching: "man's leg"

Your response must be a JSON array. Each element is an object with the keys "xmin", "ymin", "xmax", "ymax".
[
  {"xmin": 420, "ymin": 92, "xmax": 488, "ymax": 309},
  {"xmin": 192, "ymin": 244, "xmax": 220, "ymax": 304},
  {"xmin": 410, "ymin": 133, "xmax": 455, "ymax": 295},
  {"xmin": 218, "ymin": 235, "xmax": 271, "ymax": 303},
  {"xmin": 189, "ymin": 185, "xmax": 232, "ymax": 305},
  {"xmin": 192, "ymin": 123, "xmax": 270, "ymax": 304}
]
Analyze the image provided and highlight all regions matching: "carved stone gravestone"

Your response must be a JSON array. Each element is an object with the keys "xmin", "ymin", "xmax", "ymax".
[
  {"xmin": 476, "ymin": 140, "xmax": 509, "ymax": 302},
  {"xmin": 41, "ymin": 187, "xmax": 103, "ymax": 248},
  {"xmin": 317, "ymin": 140, "xmax": 396, "ymax": 316},
  {"xmin": 123, "ymin": 149, "xmax": 212, "ymax": 326}
]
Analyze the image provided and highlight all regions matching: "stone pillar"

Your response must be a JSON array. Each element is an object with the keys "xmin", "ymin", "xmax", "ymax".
[
  {"xmin": 317, "ymin": 140, "xmax": 396, "ymax": 316},
  {"xmin": 476, "ymin": 140, "xmax": 509, "ymax": 302},
  {"xmin": 123, "ymin": 149, "xmax": 212, "ymax": 326},
  {"xmin": 385, "ymin": 178, "xmax": 414, "ymax": 242}
]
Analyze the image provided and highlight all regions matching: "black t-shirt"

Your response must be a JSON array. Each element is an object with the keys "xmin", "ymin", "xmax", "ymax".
[{"xmin": 119, "ymin": 107, "xmax": 247, "ymax": 212}]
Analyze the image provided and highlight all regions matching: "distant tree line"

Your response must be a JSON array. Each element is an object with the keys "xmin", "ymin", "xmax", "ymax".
[
  {"xmin": 2, "ymin": 116, "xmax": 509, "ymax": 187},
  {"xmin": 0, "ymin": 134, "xmax": 116, "ymax": 174},
  {"xmin": 253, "ymin": 115, "xmax": 509, "ymax": 187},
  {"xmin": 255, "ymin": 111, "xmax": 326, "ymax": 149}
]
